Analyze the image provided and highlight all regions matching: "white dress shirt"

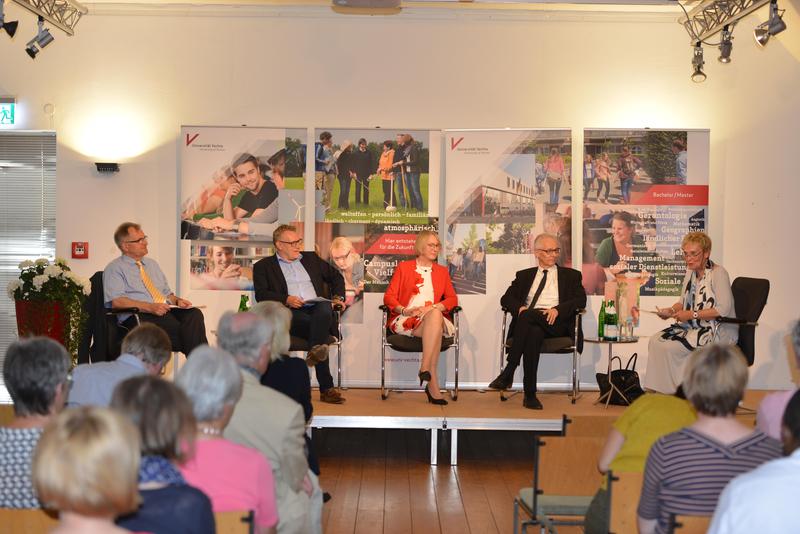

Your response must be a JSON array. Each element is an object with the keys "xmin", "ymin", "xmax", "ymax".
[{"xmin": 526, "ymin": 265, "xmax": 559, "ymax": 309}]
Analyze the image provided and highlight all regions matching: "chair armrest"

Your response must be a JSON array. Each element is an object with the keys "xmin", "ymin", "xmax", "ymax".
[
  {"xmin": 107, "ymin": 307, "xmax": 140, "ymax": 315},
  {"xmin": 379, "ymin": 304, "xmax": 390, "ymax": 312},
  {"xmin": 450, "ymin": 305, "xmax": 462, "ymax": 314},
  {"xmin": 332, "ymin": 301, "xmax": 345, "ymax": 312}
]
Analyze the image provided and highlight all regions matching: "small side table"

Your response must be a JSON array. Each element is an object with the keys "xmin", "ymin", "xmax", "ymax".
[{"xmin": 585, "ymin": 337, "xmax": 640, "ymax": 408}]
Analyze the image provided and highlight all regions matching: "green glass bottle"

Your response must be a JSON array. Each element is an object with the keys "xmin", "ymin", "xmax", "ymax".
[
  {"xmin": 598, "ymin": 299, "xmax": 606, "ymax": 339},
  {"xmin": 604, "ymin": 300, "xmax": 618, "ymax": 341},
  {"xmin": 238, "ymin": 294, "xmax": 249, "ymax": 312}
]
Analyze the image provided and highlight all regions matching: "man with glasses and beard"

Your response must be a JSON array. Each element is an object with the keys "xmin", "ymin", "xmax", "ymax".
[
  {"xmin": 253, "ymin": 225, "xmax": 347, "ymax": 404},
  {"xmin": 488, "ymin": 233, "xmax": 586, "ymax": 409}
]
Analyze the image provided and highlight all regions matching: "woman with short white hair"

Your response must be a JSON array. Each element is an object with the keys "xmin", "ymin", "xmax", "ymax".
[{"xmin": 177, "ymin": 346, "xmax": 278, "ymax": 534}]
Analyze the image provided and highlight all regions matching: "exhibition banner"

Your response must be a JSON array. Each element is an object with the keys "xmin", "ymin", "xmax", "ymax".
[
  {"xmin": 444, "ymin": 129, "xmax": 572, "ymax": 294},
  {"xmin": 362, "ymin": 219, "xmax": 439, "ymax": 293},
  {"xmin": 581, "ymin": 129, "xmax": 709, "ymax": 299},
  {"xmin": 180, "ymin": 126, "xmax": 307, "ymax": 246}
]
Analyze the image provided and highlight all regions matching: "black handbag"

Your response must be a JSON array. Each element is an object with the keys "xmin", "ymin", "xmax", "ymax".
[{"xmin": 596, "ymin": 352, "xmax": 645, "ymax": 406}]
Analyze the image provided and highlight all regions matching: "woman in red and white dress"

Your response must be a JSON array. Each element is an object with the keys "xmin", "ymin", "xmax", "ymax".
[{"xmin": 384, "ymin": 231, "xmax": 458, "ymax": 405}]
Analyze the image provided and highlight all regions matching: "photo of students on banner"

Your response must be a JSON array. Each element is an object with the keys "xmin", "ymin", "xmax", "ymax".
[
  {"xmin": 445, "ymin": 129, "xmax": 571, "ymax": 225},
  {"xmin": 314, "ymin": 128, "xmax": 437, "ymax": 224},
  {"xmin": 315, "ymin": 223, "xmax": 367, "ymax": 324},
  {"xmin": 582, "ymin": 130, "xmax": 692, "ymax": 208},
  {"xmin": 362, "ymin": 219, "xmax": 439, "ymax": 292},
  {"xmin": 189, "ymin": 243, "xmax": 269, "ymax": 290},
  {"xmin": 445, "ymin": 224, "xmax": 487, "ymax": 295},
  {"xmin": 180, "ymin": 126, "xmax": 307, "ymax": 241},
  {"xmin": 581, "ymin": 129, "xmax": 708, "ymax": 297}
]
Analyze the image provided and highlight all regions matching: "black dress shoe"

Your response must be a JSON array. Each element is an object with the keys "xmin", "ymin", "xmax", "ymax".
[
  {"xmin": 488, "ymin": 367, "xmax": 515, "ymax": 390},
  {"xmin": 523, "ymin": 395, "xmax": 543, "ymax": 410}
]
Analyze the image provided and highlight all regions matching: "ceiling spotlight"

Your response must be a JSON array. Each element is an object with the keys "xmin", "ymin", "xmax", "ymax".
[
  {"xmin": 0, "ymin": 0, "xmax": 18, "ymax": 38},
  {"xmin": 691, "ymin": 42, "xmax": 706, "ymax": 83},
  {"xmin": 754, "ymin": 0, "xmax": 787, "ymax": 47},
  {"xmin": 25, "ymin": 16, "xmax": 54, "ymax": 59},
  {"xmin": 718, "ymin": 26, "xmax": 733, "ymax": 63}
]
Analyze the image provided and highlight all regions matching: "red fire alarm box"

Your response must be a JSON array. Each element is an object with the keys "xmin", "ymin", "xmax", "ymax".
[{"xmin": 71, "ymin": 242, "xmax": 89, "ymax": 259}]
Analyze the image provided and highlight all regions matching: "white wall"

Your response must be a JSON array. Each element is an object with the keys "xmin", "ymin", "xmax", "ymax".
[{"xmin": 1, "ymin": 3, "xmax": 797, "ymax": 388}]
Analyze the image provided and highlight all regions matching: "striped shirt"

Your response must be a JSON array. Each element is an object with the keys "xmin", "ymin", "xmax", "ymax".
[{"xmin": 637, "ymin": 427, "xmax": 782, "ymax": 534}]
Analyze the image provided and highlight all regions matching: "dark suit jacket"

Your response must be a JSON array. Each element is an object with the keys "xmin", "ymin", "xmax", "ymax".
[
  {"xmin": 500, "ymin": 265, "xmax": 587, "ymax": 351},
  {"xmin": 253, "ymin": 252, "xmax": 345, "ymax": 304}
]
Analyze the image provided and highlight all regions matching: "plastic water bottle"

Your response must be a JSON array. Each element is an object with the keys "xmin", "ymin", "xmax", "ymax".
[
  {"xmin": 603, "ymin": 300, "xmax": 618, "ymax": 341},
  {"xmin": 238, "ymin": 294, "xmax": 249, "ymax": 312}
]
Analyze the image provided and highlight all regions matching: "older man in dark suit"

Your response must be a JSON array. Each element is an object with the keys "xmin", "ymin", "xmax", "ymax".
[
  {"xmin": 253, "ymin": 224, "xmax": 346, "ymax": 404},
  {"xmin": 489, "ymin": 233, "xmax": 586, "ymax": 409}
]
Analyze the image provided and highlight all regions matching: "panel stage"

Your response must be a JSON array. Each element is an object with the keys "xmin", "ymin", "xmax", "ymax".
[{"xmin": 311, "ymin": 388, "xmax": 766, "ymax": 465}]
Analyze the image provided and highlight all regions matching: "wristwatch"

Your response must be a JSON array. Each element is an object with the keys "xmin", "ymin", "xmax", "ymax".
[{"xmin": 692, "ymin": 311, "xmax": 699, "ymax": 320}]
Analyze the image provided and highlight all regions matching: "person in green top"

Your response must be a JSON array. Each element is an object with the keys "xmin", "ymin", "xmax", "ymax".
[{"xmin": 583, "ymin": 389, "xmax": 697, "ymax": 534}]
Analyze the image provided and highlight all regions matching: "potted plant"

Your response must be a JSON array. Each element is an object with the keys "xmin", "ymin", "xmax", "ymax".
[{"xmin": 7, "ymin": 258, "xmax": 90, "ymax": 363}]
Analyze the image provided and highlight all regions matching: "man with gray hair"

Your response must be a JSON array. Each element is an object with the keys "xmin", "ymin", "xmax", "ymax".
[
  {"xmin": 218, "ymin": 311, "xmax": 322, "ymax": 534},
  {"xmin": 68, "ymin": 323, "xmax": 172, "ymax": 407},
  {"xmin": 489, "ymin": 233, "xmax": 586, "ymax": 409},
  {"xmin": 756, "ymin": 319, "xmax": 800, "ymax": 440}
]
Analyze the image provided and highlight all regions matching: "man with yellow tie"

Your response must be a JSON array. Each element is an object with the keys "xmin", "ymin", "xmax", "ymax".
[{"xmin": 104, "ymin": 222, "xmax": 208, "ymax": 355}]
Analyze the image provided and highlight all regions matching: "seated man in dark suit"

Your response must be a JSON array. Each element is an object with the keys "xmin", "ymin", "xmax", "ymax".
[
  {"xmin": 253, "ymin": 224, "xmax": 346, "ymax": 404},
  {"xmin": 489, "ymin": 233, "xmax": 586, "ymax": 409},
  {"xmin": 104, "ymin": 222, "xmax": 207, "ymax": 356}
]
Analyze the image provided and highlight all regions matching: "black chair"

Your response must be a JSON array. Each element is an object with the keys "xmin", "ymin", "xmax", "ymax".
[
  {"xmin": 77, "ymin": 271, "xmax": 140, "ymax": 364},
  {"xmin": 288, "ymin": 303, "xmax": 344, "ymax": 388},
  {"xmin": 498, "ymin": 306, "xmax": 585, "ymax": 403},
  {"xmin": 712, "ymin": 277, "xmax": 769, "ymax": 366},
  {"xmin": 379, "ymin": 304, "xmax": 462, "ymax": 401}
]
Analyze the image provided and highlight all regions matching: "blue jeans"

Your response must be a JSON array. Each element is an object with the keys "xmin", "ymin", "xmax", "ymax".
[
  {"xmin": 405, "ymin": 171, "xmax": 423, "ymax": 211},
  {"xmin": 620, "ymin": 177, "xmax": 633, "ymax": 203},
  {"xmin": 548, "ymin": 179, "xmax": 561, "ymax": 204},
  {"xmin": 394, "ymin": 175, "xmax": 407, "ymax": 208}
]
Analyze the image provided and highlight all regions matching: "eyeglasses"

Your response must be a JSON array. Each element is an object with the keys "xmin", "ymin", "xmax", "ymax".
[
  {"xmin": 682, "ymin": 249, "xmax": 704, "ymax": 259},
  {"xmin": 426, "ymin": 243, "xmax": 441, "ymax": 249},
  {"xmin": 278, "ymin": 238, "xmax": 304, "ymax": 248},
  {"xmin": 332, "ymin": 250, "xmax": 351, "ymax": 262},
  {"xmin": 125, "ymin": 235, "xmax": 148, "ymax": 244},
  {"xmin": 536, "ymin": 248, "xmax": 561, "ymax": 255}
]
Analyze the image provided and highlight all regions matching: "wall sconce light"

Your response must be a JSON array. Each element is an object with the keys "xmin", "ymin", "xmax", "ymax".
[{"xmin": 95, "ymin": 162, "xmax": 119, "ymax": 173}]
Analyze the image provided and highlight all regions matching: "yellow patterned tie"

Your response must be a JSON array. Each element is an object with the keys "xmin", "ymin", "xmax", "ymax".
[{"xmin": 136, "ymin": 261, "xmax": 167, "ymax": 303}]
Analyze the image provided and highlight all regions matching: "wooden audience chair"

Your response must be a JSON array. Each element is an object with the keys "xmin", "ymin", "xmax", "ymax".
[
  {"xmin": 214, "ymin": 510, "xmax": 255, "ymax": 534},
  {"xmin": 670, "ymin": 514, "xmax": 711, "ymax": 534},
  {"xmin": 608, "ymin": 471, "xmax": 644, "ymax": 534},
  {"xmin": 513, "ymin": 416, "xmax": 606, "ymax": 533},
  {"xmin": 0, "ymin": 508, "xmax": 59, "ymax": 534}
]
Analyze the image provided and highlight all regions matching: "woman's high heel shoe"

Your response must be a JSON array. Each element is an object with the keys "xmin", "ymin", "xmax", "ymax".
[
  {"xmin": 418, "ymin": 370, "xmax": 431, "ymax": 386},
  {"xmin": 425, "ymin": 385, "xmax": 448, "ymax": 405}
]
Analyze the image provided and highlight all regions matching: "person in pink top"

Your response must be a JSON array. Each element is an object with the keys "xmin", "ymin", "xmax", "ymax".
[
  {"xmin": 177, "ymin": 346, "xmax": 278, "ymax": 534},
  {"xmin": 544, "ymin": 147, "xmax": 566, "ymax": 205},
  {"xmin": 757, "ymin": 320, "xmax": 800, "ymax": 440}
]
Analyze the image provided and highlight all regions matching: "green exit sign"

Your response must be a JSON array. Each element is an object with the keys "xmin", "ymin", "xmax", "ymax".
[{"xmin": 0, "ymin": 97, "xmax": 15, "ymax": 125}]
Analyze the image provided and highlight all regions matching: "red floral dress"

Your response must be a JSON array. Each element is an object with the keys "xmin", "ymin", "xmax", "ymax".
[{"xmin": 390, "ymin": 264, "xmax": 455, "ymax": 337}]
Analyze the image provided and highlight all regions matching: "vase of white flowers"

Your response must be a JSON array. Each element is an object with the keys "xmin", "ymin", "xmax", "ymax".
[{"xmin": 7, "ymin": 258, "xmax": 90, "ymax": 362}]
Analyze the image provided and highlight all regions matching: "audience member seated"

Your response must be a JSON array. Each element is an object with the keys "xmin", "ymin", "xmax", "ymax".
[
  {"xmin": 177, "ymin": 345, "xmax": 278, "ymax": 534},
  {"xmin": 104, "ymin": 221, "xmax": 208, "ymax": 355},
  {"xmin": 383, "ymin": 230, "xmax": 459, "ymax": 405},
  {"xmin": 709, "ymin": 389, "xmax": 800, "ymax": 533},
  {"xmin": 32, "ymin": 406, "xmax": 140, "ymax": 534},
  {"xmin": 217, "ymin": 311, "xmax": 323, "ymax": 534},
  {"xmin": 756, "ymin": 319, "xmax": 800, "ymax": 440},
  {"xmin": 68, "ymin": 323, "xmax": 171, "ymax": 407},
  {"xmin": 583, "ymin": 388, "xmax": 696, "ymax": 533},
  {"xmin": 0, "ymin": 337, "xmax": 70, "ymax": 508},
  {"xmin": 111, "ymin": 375, "xmax": 214, "ymax": 534},
  {"xmin": 644, "ymin": 232, "xmax": 736, "ymax": 394},
  {"xmin": 251, "ymin": 301, "xmax": 319, "ymax": 475},
  {"xmin": 637, "ymin": 344, "xmax": 782, "ymax": 534}
]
